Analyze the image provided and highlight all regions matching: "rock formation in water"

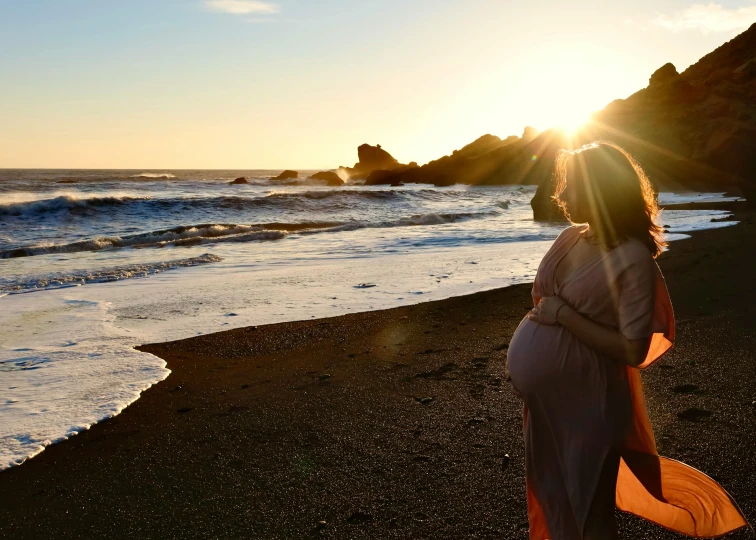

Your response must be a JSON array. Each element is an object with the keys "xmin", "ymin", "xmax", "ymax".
[
  {"xmin": 339, "ymin": 144, "xmax": 408, "ymax": 180},
  {"xmin": 229, "ymin": 177, "xmax": 248, "ymax": 184},
  {"xmin": 365, "ymin": 163, "xmax": 419, "ymax": 185},
  {"xmin": 272, "ymin": 170, "xmax": 299, "ymax": 181},
  {"xmin": 309, "ymin": 171, "xmax": 345, "ymax": 186}
]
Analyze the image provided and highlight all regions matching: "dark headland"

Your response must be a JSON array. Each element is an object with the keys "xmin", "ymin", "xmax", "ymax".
[
  {"xmin": 0, "ymin": 207, "xmax": 753, "ymax": 539},
  {"xmin": 272, "ymin": 22, "xmax": 756, "ymax": 221}
]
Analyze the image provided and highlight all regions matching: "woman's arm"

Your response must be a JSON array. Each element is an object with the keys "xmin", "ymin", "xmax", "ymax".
[{"xmin": 529, "ymin": 296, "xmax": 651, "ymax": 367}]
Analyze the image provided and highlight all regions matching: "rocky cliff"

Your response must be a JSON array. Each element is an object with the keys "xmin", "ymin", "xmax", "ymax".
[{"xmin": 589, "ymin": 22, "xmax": 756, "ymax": 200}]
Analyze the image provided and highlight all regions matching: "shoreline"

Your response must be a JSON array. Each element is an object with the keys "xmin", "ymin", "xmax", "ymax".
[{"xmin": 0, "ymin": 210, "xmax": 754, "ymax": 539}]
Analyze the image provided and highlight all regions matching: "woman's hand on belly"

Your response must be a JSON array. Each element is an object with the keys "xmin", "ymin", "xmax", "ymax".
[{"xmin": 528, "ymin": 296, "xmax": 568, "ymax": 326}]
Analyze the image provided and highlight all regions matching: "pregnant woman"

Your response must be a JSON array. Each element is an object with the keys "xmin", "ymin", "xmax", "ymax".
[{"xmin": 506, "ymin": 141, "xmax": 748, "ymax": 539}]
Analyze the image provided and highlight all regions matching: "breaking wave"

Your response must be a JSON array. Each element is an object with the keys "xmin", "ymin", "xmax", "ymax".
[
  {"xmin": 130, "ymin": 173, "xmax": 176, "ymax": 179},
  {"xmin": 1, "ymin": 211, "xmax": 497, "ymax": 258},
  {"xmin": 0, "ymin": 189, "xmax": 507, "ymax": 220},
  {"xmin": 0, "ymin": 194, "xmax": 150, "ymax": 216},
  {"xmin": 0, "ymin": 224, "xmax": 286, "ymax": 258},
  {"xmin": 0, "ymin": 253, "xmax": 223, "ymax": 294}
]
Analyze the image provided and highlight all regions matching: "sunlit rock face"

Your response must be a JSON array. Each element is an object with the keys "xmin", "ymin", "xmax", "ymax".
[
  {"xmin": 649, "ymin": 63, "xmax": 679, "ymax": 87},
  {"xmin": 522, "ymin": 126, "xmax": 540, "ymax": 143},
  {"xmin": 590, "ymin": 22, "xmax": 756, "ymax": 198}
]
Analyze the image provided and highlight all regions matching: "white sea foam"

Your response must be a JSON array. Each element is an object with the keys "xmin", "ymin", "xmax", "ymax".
[
  {"xmin": 660, "ymin": 209, "xmax": 738, "ymax": 233},
  {"xmin": 130, "ymin": 173, "xmax": 177, "ymax": 179},
  {"xmin": 0, "ymin": 295, "xmax": 169, "ymax": 469},
  {"xmin": 658, "ymin": 192, "xmax": 744, "ymax": 205}
]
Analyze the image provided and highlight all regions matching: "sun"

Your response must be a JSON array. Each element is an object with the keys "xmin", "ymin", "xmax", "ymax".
[
  {"xmin": 525, "ymin": 99, "xmax": 593, "ymax": 138},
  {"xmin": 552, "ymin": 111, "xmax": 590, "ymax": 136},
  {"xmin": 514, "ymin": 79, "xmax": 597, "ymax": 138},
  {"xmin": 492, "ymin": 45, "xmax": 620, "ymax": 138}
]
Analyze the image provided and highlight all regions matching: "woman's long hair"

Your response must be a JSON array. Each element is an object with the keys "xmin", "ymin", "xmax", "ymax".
[{"xmin": 553, "ymin": 140, "xmax": 666, "ymax": 258}]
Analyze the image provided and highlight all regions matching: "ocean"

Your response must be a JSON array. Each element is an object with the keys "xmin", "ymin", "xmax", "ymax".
[{"xmin": 0, "ymin": 169, "xmax": 741, "ymax": 469}]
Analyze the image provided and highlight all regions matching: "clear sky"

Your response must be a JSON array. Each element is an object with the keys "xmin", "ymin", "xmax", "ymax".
[{"xmin": 1, "ymin": 0, "xmax": 753, "ymax": 169}]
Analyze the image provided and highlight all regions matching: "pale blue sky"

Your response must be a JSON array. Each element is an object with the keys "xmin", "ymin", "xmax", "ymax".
[{"xmin": 1, "ymin": 0, "xmax": 753, "ymax": 169}]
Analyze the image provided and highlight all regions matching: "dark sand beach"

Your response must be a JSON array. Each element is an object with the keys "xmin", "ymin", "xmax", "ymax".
[{"xmin": 1, "ymin": 207, "xmax": 754, "ymax": 540}]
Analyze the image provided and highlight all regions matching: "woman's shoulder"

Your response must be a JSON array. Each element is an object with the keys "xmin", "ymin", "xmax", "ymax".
[
  {"xmin": 617, "ymin": 236, "xmax": 653, "ymax": 255},
  {"xmin": 554, "ymin": 224, "xmax": 586, "ymax": 242},
  {"xmin": 612, "ymin": 236, "xmax": 656, "ymax": 272}
]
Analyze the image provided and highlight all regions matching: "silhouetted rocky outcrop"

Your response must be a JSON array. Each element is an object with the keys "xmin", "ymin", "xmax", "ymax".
[
  {"xmin": 521, "ymin": 126, "xmax": 539, "ymax": 143},
  {"xmin": 310, "ymin": 171, "xmax": 344, "ymax": 186},
  {"xmin": 339, "ymin": 144, "xmax": 407, "ymax": 180},
  {"xmin": 366, "ymin": 128, "xmax": 545, "ymax": 187},
  {"xmin": 229, "ymin": 177, "xmax": 248, "ymax": 184},
  {"xmin": 649, "ymin": 63, "xmax": 679, "ymax": 86},
  {"xmin": 272, "ymin": 170, "xmax": 298, "ymax": 181},
  {"xmin": 365, "ymin": 163, "xmax": 419, "ymax": 185}
]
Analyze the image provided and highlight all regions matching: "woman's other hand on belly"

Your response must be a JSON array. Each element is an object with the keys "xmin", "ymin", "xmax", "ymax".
[{"xmin": 504, "ymin": 366, "xmax": 523, "ymax": 399}]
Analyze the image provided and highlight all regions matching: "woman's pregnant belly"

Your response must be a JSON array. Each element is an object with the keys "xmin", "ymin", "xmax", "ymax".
[
  {"xmin": 506, "ymin": 316, "xmax": 578, "ymax": 398},
  {"xmin": 507, "ymin": 316, "xmax": 632, "ymax": 438}
]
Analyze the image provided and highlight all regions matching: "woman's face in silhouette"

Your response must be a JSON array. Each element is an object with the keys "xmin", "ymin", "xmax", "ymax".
[{"xmin": 562, "ymin": 170, "xmax": 589, "ymax": 224}]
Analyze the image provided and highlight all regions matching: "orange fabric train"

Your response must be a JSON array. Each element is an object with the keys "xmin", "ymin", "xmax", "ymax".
[{"xmin": 614, "ymin": 271, "xmax": 748, "ymax": 537}]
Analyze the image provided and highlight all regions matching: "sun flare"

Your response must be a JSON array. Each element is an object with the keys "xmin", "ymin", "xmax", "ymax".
[
  {"xmin": 551, "ymin": 111, "xmax": 590, "ymax": 136},
  {"xmin": 524, "ymin": 82, "xmax": 597, "ymax": 136},
  {"xmin": 479, "ymin": 45, "xmax": 622, "ymax": 140}
]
